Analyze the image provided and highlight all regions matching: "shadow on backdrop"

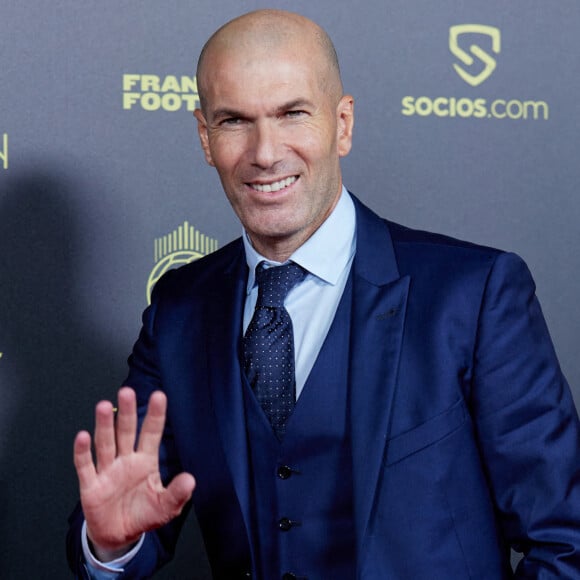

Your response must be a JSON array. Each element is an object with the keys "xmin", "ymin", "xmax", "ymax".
[{"xmin": 0, "ymin": 169, "xmax": 210, "ymax": 579}]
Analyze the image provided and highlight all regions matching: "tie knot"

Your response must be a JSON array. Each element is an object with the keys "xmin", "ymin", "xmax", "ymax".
[{"xmin": 256, "ymin": 262, "xmax": 306, "ymax": 307}]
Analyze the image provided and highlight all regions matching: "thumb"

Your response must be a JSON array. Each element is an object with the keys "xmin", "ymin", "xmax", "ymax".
[{"xmin": 160, "ymin": 472, "xmax": 196, "ymax": 518}]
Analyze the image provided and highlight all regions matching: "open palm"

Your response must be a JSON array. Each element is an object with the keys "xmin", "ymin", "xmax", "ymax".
[{"xmin": 73, "ymin": 387, "xmax": 195, "ymax": 560}]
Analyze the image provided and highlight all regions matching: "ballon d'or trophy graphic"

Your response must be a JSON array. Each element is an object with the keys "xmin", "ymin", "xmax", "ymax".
[{"xmin": 147, "ymin": 221, "xmax": 218, "ymax": 304}]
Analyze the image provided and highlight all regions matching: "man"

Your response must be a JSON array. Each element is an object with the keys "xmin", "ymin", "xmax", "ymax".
[{"xmin": 68, "ymin": 9, "xmax": 580, "ymax": 579}]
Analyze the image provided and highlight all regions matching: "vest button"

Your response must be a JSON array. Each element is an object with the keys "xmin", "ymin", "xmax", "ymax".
[
  {"xmin": 282, "ymin": 574, "xmax": 297, "ymax": 580},
  {"xmin": 278, "ymin": 517, "xmax": 293, "ymax": 531},
  {"xmin": 277, "ymin": 465, "xmax": 293, "ymax": 479}
]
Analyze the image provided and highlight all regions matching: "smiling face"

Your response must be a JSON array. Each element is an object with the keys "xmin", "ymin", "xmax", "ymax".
[{"xmin": 194, "ymin": 12, "xmax": 354, "ymax": 261}]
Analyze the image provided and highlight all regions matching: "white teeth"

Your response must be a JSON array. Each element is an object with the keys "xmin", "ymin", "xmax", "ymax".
[{"xmin": 251, "ymin": 176, "xmax": 297, "ymax": 193}]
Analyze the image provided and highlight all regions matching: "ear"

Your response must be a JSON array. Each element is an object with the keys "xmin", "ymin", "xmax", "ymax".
[
  {"xmin": 336, "ymin": 95, "xmax": 354, "ymax": 158},
  {"xmin": 193, "ymin": 109, "xmax": 215, "ymax": 167}
]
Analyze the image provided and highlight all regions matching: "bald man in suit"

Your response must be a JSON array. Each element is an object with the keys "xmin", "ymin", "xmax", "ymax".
[{"xmin": 68, "ymin": 10, "xmax": 580, "ymax": 579}]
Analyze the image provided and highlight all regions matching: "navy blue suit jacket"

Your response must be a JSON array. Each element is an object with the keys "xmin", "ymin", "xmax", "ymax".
[{"xmin": 68, "ymin": 195, "xmax": 580, "ymax": 578}]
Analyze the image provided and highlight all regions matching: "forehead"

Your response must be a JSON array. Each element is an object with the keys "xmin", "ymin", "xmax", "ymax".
[{"xmin": 203, "ymin": 48, "xmax": 325, "ymax": 112}]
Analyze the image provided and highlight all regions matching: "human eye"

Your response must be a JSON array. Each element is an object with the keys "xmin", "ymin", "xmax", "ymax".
[
  {"xmin": 211, "ymin": 111, "xmax": 249, "ymax": 128},
  {"xmin": 284, "ymin": 109, "xmax": 307, "ymax": 119},
  {"xmin": 219, "ymin": 116, "xmax": 244, "ymax": 126}
]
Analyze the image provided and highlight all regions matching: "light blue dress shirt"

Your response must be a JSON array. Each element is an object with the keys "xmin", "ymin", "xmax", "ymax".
[
  {"xmin": 242, "ymin": 186, "xmax": 356, "ymax": 398},
  {"xmin": 83, "ymin": 186, "xmax": 357, "ymax": 575}
]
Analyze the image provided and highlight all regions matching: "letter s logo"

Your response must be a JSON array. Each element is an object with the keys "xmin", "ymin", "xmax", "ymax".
[{"xmin": 449, "ymin": 25, "xmax": 500, "ymax": 87}]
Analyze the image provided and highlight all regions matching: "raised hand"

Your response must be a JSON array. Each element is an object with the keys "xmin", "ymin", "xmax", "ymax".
[{"xmin": 73, "ymin": 387, "xmax": 195, "ymax": 561}]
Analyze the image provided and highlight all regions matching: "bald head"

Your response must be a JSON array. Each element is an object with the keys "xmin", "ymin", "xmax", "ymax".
[{"xmin": 196, "ymin": 10, "xmax": 343, "ymax": 112}]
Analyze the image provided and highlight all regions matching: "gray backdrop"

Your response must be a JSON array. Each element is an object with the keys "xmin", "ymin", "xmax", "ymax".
[{"xmin": 1, "ymin": 1, "xmax": 579, "ymax": 577}]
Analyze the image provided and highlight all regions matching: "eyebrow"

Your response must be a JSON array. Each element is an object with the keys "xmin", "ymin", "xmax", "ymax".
[
  {"xmin": 276, "ymin": 99, "xmax": 314, "ymax": 113},
  {"xmin": 210, "ymin": 108, "xmax": 246, "ymax": 123}
]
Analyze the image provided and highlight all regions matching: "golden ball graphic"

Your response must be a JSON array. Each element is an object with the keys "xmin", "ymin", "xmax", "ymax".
[{"xmin": 147, "ymin": 250, "xmax": 203, "ymax": 304}]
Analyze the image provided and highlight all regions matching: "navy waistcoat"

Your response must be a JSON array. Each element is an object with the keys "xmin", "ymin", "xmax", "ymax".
[{"xmin": 242, "ymin": 276, "xmax": 356, "ymax": 580}]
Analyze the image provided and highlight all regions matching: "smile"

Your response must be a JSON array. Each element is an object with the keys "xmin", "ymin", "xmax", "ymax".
[{"xmin": 249, "ymin": 176, "xmax": 297, "ymax": 193}]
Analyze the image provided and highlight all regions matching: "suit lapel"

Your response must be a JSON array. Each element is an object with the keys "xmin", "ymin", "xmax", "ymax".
[
  {"xmin": 203, "ymin": 244, "xmax": 254, "ymax": 535},
  {"xmin": 349, "ymin": 197, "xmax": 410, "ymax": 552}
]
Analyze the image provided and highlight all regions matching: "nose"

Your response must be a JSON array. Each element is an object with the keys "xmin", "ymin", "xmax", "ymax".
[{"xmin": 250, "ymin": 120, "xmax": 282, "ymax": 169}]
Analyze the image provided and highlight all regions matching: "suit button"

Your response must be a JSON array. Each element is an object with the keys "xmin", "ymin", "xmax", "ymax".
[
  {"xmin": 282, "ymin": 574, "xmax": 297, "ymax": 580},
  {"xmin": 278, "ymin": 517, "xmax": 293, "ymax": 531},
  {"xmin": 277, "ymin": 465, "xmax": 293, "ymax": 479}
]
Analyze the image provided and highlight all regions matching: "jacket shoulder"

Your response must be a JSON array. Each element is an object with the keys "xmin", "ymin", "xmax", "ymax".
[
  {"xmin": 152, "ymin": 237, "xmax": 244, "ymax": 300},
  {"xmin": 385, "ymin": 219, "xmax": 505, "ymax": 274},
  {"xmin": 387, "ymin": 220, "xmax": 500, "ymax": 255}
]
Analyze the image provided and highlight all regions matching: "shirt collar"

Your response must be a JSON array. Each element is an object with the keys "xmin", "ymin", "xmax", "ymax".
[{"xmin": 243, "ymin": 186, "xmax": 356, "ymax": 294}]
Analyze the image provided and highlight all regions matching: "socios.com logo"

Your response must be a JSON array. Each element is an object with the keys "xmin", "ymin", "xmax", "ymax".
[
  {"xmin": 449, "ymin": 25, "xmax": 500, "ymax": 87},
  {"xmin": 401, "ymin": 24, "xmax": 548, "ymax": 121}
]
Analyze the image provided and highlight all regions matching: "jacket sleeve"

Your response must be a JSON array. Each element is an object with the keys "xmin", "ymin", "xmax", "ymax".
[
  {"xmin": 471, "ymin": 251, "xmax": 580, "ymax": 577},
  {"xmin": 67, "ymin": 271, "xmax": 191, "ymax": 579}
]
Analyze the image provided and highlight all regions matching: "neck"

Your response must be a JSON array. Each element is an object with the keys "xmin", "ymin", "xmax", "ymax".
[
  {"xmin": 250, "ymin": 234, "xmax": 303, "ymax": 263},
  {"xmin": 249, "ymin": 186, "xmax": 344, "ymax": 262}
]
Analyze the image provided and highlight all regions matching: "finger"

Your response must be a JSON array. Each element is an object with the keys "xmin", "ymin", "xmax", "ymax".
[
  {"xmin": 159, "ymin": 472, "xmax": 196, "ymax": 519},
  {"xmin": 73, "ymin": 430, "xmax": 97, "ymax": 490},
  {"xmin": 137, "ymin": 391, "xmax": 167, "ymax": 456},
  {"xmin": 94, "ymin": 399, "xmax": 116, "ymax": 470},
  {"xmin": 116, "ymin": 387, "xmax": 137, "ymax": 456}
]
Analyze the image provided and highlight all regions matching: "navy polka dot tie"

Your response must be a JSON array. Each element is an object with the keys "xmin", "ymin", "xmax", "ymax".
[{"xmin": 243, "ymin": 261, "xmax": 306, "ymax": 439}]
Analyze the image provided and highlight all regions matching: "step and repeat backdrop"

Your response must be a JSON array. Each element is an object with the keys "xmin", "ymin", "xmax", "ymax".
[{"xmin": 1, "ymin": 1, "xmax": 579, "ymax": 577}]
